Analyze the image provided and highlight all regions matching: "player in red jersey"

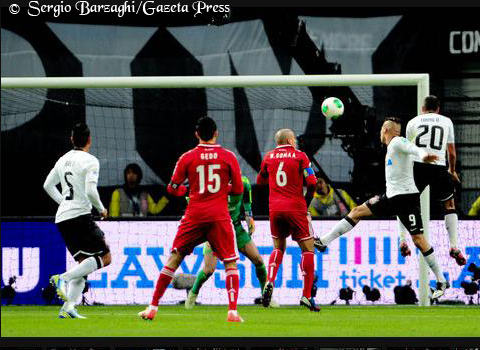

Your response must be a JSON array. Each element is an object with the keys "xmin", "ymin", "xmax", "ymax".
[
  {"xmin": 138, "ymin": 117, "xmax": 244, "ymax": 323},
  {"xmin": 257, "ymin": 129, "xmax": 319, "ymax": 311}
]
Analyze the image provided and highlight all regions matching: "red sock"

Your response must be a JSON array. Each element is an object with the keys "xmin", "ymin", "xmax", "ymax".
[
  {"xmin": 267, "ymin": 249, "xmax": 284, "ymax": 284},
  {"xmin": 151, "ymin": 266, "xmax": 175, "ymax": 306},
  {"xmin": 226, "ymin": 268, "xmax": 239, "ymax": 311},
  {"xmin": 301, "ymin": 251, "xmax": 315, "ymax": 299}
]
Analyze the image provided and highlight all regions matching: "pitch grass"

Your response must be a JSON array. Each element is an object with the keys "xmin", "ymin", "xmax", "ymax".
[{"xmin": 1, "ymin": 304, "xmax": 480, "ymax": 337}]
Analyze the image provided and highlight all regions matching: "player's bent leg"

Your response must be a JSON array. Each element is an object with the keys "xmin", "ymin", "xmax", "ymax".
[
  {"xmin": 263, "ymin": 238, "xmax": 286, "ymax": 308},
  {"xmin": 239, "ymin": 242, "xmax": 278, "ymax": 307},
  {"xmin": 443, "ymin": 203, "xmax": 466, "ymax": 266},
  {"xmin": 397, "ymin": 217, "xmax": 411, "ymax": 257},
  {"xmin": 187, "ymin": 246, "xmax": 217, "ymax": 309},
  {"xmin": 140, "ymin": 252, "xmax": 185, "ymax": 321},
  {"xmin": 411, "ymin": 235, "xmax": 449, "ymax": 298},
  {"xmin": 316, "ymin": 208, "xmax": 364, "ymax": 251}
]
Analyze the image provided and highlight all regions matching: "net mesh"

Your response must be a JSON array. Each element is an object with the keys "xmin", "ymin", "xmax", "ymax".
[{"xmin": 2, "ymin": 83, "xmax": 479, "ymax": 215}]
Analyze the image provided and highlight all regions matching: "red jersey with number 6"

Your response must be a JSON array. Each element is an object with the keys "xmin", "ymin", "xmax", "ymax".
[
  {"xmin": 170, "ymin": 144, "xmax": 243, "ymax": 222},
  {"xmin": 258, "ymin": 145, "xmax": 312, "ymax": 213}
]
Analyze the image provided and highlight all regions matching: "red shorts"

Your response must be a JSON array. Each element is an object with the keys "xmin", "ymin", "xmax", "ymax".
[
  {"xmin": 269, "ymin": 211, "xmax": 313, "ymax": 242},
  {"xmin": 171, "ymin": 218, "xmax": 239, "ymax": 262}
]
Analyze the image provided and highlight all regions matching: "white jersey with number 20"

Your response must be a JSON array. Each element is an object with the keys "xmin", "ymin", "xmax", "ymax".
[{"xmin": 406, "ymin": 113, "xmax": 454, "ymax": 166}]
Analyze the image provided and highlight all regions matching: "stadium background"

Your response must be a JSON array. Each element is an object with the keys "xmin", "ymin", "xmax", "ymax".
[{"xmin": 1, "ymin": 8, "xmax": 479, "ymax": 307}]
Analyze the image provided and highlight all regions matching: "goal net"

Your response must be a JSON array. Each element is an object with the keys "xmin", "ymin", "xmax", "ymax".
[{"xmin": 3, "ymin": 74, "xmax": 478, "ymax": 306}]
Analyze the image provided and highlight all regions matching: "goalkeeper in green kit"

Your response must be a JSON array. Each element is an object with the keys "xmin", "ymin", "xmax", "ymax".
[{"xmin": 185, "ymin": 176, "xmax": 279, "ymax": 308}]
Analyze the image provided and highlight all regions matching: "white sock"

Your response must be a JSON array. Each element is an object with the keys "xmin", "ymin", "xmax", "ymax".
[
  {"xmin": 423, "ymin": 249, "xmax": 446, "ymax": 283},
  {"xmin": 397, "ymin": 217, "xmax": 408, "ymax": 243},
  {"xmin": 321, "ymin": 218, "xmax": 355, "ymax": 245},
  {"xmin": 63, "ymin": 277, "xmax": 86, "ymax": 311},
  {"xmin": 61, "ymin": 257, "xmax": 100, "ymax": 282},
  {"xmin": 444, "ymin": 213, "xmax": 458, "ymax": 249}
]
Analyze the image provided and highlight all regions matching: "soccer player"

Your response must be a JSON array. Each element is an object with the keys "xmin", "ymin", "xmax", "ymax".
[
  {"xmin": 43, "ymin": 123, "xmax": 110, "ymax": 318},
  {"xmin": 138, "ymin": 117, "xmax": 245, "ymax": 322},
  {"xmin": 185, "ymin": 176, "xmax": 279, "ymax": 309},
  {"xmin": 315, "ymin": 117, "xmax": 449, "ymax": 299},
  {"xmin": 256, "ymin": 129, "xmax": 319, "ymax": 311},
  {"xmin": 397, "ymin": 95, "xmax": 466, "ymax": 265}
]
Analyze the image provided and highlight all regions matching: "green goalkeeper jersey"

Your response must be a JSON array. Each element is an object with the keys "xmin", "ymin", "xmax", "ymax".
[{"xmin": 228, "ymin": 176, "xmax": 252, "ymax": 222}]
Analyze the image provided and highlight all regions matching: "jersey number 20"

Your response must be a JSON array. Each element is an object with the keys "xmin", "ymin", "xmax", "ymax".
[
  {"xmin": 415, "ymin": 124, "xmax": 445, "ymax": 151},
  {"xmin": 196, "ymin": 164, "xmax": 221, "ymax": 194}
]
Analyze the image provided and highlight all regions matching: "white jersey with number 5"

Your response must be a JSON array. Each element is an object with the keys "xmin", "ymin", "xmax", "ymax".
[
  {"xmin": 44, "ymin": 150, "xmax": 105, "ymax": 223},
  {"xmin": 406, "ymin": 113, "xmax": 454, "ymax": 166}
]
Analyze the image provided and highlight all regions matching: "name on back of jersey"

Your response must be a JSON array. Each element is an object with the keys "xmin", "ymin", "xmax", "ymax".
[
  {"xmin": 200, "ymin": 152, "xmax": 218, "ymax": 160},
  {"xmin": 270, "ymin": 152, "xmax": 297, "ymax": 159},
  {"xmin": 420, "ymin": 116, "xmax": 440, "ymax": 122}
]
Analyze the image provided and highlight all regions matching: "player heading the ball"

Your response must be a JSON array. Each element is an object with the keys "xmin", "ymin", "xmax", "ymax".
[
  {"xmin": 138, "ymin": 116, "xmax": 245, "ymax": 323},
  {"xmin": 43, "ymin": 123, "xmax": 111, "ymax": 319},
  {"xmin": 257, "ymin": 129, "xmax": 319, "ymax": 311},
  {"xmin": 315, "ymin": 117, "xmax": 449, "ymax": 299}
]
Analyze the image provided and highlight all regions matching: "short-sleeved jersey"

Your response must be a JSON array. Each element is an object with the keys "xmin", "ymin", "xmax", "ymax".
[
  {"xmin": 385, "ymin": 136, "xmax": 427, "ymax": 198},
  {"xmin": 47, "ymin": 150, "xmax": 102, "ymax": 223},
  {"xmin": 259, "ymin": 145, "xmax": 311, "ymax": 213},
  {"xmin": 406, "ymin": 113, "xmax": 454, "ymax": 166},
  {"xmin": 171, "ymin": 143, "xmax": 243, "ymax": 223}
]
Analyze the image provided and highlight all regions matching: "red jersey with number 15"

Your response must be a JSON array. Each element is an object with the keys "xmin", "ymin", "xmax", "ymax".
[
  {"xmin": 170, "ymin": 144, "xmax": 243, "ymax": 223},
  {"xmin": 258, "ymin": 145, "xmax": 312, "ymax": 213}
]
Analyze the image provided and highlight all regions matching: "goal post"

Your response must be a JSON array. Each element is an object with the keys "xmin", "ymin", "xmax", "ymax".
[{"xmin": 1, "ymin": 73, "xmax": 431, "ymax": 306}]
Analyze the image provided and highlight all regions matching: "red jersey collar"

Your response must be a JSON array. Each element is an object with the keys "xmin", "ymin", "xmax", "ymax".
[
  {"xmin": 198, "ymin": 143, "xmax": 220, "ymax": 147},
  {"xmin": 275, "ymin": 144, "xmax": 294, "ymax": 149}
]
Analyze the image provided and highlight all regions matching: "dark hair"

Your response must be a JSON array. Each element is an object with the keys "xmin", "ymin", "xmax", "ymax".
[
  {"xmin": 424, "ymin": 95, "xmax": 439, "ymax": 112},
  {"xmin": 71, "ymin": 123, "xmax": 90, "ymax": 148},
  {"xmin": 124, "ymin": 163, "xmax": 143, "ymax": 184},
  {"xmin": 196, "ymin": 116, "xmax": 217, "ymax": 141}
]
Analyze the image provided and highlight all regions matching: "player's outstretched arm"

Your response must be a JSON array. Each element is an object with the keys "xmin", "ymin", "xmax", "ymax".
[{"xmin": 43, "ymin": 167, "xmax": 63, "ymax": 205}]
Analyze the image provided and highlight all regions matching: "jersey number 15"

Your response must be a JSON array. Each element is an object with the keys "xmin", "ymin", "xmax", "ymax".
[{"xmin": 196, "ymin": 164, "xmax": 221, "ymax": 194}]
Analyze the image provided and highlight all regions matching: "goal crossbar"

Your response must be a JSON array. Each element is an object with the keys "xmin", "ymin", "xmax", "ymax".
[{"xmin": 1, "ymin": 73, "xmax": 432, "ymax": 306}]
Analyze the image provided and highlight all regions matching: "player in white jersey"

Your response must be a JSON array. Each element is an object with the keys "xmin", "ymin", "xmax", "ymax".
[
  {"xmin": 315, "ymin": 117, "xmax": 449, "ymax": 299},
  {"xmin": 43, "ymin": 123, "xmax": 111, "ymax": 318},
  {"xmin": 397, "ymin": 95, "xmax": 466, "ymax": 265}
]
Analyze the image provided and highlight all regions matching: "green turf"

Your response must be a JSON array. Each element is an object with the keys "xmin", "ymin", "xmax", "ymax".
[{"xmin": 1, "ymin": 304, "xmax": 479, "ymax": 337}]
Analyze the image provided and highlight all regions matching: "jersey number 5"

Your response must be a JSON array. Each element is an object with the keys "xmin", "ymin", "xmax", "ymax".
[
  {"xmin": 64, "ymin": 172, "xmax": 74, "ymax": 200},
  {"xmin": 196, "ymin": 164, "xmax": 221, "ymax": 194}
]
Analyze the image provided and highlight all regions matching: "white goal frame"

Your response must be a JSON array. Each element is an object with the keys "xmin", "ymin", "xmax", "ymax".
[{"xmin": 1, "ymin": 73, "xmax": 431, "ymax": 306}]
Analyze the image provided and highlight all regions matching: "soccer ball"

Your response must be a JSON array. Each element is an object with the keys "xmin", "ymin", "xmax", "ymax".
[{"xmin": 321, "ymin": 97, "xmax": 344, "ymax": 119}]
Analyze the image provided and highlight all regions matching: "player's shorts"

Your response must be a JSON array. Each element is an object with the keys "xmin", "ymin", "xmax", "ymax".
[
  {"xmin": 56, "ymin": 214, "xmax": 110, "ymax": 261},
  {"xmin": 172, "ymin": 217, "xmax": 239, "ymax": 262},
  {"xmin": 366, "ymin": 193, "xmax": 423, "ymax": 235},
  {"xmin": 413, "ymin": 162, "xmax": 455, "ymax": 202},
  {"xmin": 269, "ymin": 211, "xmax": 313, "ymax": 241},
  {"xmin": 203, "ymin": 220, "xmax": 252, "ymax": 255}
]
